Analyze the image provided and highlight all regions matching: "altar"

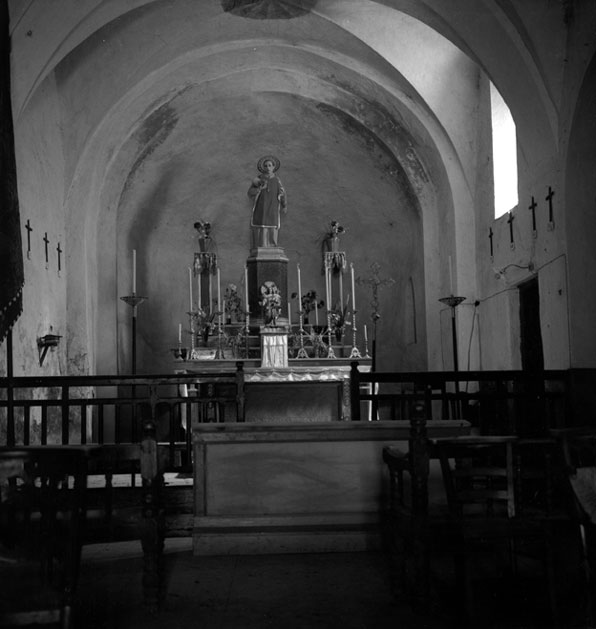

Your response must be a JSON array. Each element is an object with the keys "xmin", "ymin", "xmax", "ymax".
[{"xmin": 177, "ymin": 357, "xmax": 372, "ymax": 424}]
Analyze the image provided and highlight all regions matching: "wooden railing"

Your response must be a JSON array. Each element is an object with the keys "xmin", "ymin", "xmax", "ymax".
[
  {"xmin": 350, "ymin": 364, "xmax": 571, "ymax": 436},
  {"xmin": 0, "ymin": 363, "xmax": 576, "ymax": 464},
  {"xmin": 0, "ymin": 366, "xmax": 246, "ymax": 470}
]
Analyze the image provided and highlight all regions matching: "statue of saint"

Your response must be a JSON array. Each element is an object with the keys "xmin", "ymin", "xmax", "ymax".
[{"xmin": 247, "ymin": 155, "xmax": 287, "ymax": 248}]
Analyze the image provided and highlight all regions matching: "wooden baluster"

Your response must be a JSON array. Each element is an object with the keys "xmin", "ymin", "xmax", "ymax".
[{"xmin": 350, "ymin": 361, "xmax": 361, "ymax": 421}]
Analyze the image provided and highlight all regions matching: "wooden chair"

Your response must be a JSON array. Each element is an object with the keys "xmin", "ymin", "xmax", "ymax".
[
  {"xmin": 551, "ymin": 427, "xmax": 596, "ymax": 627},
  {"xmin": 434, "ymin": 436, "xmax": 559, "ymax": 625},
  {"xmin": 0, "ymin": 446, "xmax": 94, "ymax": 628}
]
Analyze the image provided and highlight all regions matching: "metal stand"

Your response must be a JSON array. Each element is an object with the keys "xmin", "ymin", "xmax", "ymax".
[
  {"xmin": 120, "ymin": 294, "xmax": 147, "ymax": 374},
  {"xmin": 438, "ymin": 295, "xmax": 466, "ymax": 397}
]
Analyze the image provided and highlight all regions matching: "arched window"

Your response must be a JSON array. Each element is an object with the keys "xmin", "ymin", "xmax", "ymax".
[{"xmin": 490, "ymin": 83, "xmax": 518, "ymax": 218}]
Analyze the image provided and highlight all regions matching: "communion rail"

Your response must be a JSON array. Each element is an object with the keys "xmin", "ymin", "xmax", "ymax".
[
  {"xmin": 0, "ymin": 368, "xmax": 246, "ymax": 469},
  {"xmin": 350, "ymin": 364, "xmax": 572, "ymax": 436}
]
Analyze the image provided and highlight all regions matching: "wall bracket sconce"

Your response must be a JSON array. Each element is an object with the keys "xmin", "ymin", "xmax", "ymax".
[{"xmin": 37, "ymin": 334, "xmax": 62, "ymax": 367}]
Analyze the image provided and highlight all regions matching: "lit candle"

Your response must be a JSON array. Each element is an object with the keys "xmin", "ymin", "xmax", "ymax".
[
  {"xmin": 288, "ymin": 301, "xmax": 292, "ymax": 327},
  {"xmin": 178, "ymin": 323, "xmax": 182, "ymax": 344},
  {"xmin": 297, "ymin": 264, "xmax": 302, "ymax": 310},
  {"xmin": 351, "ymin": 263, "xmax": 356, "ymax": 310},
  {"xmin": 449, "ymin": 255, "xmax": 454, "ymax": 295},
  {"xmin": 244, "ymin": 266, "xmax": 249, "ymax": 312},
  {"xmin": 132, "ymin": 249, "xmax": 137, "ymax": 294},
  {"xmin": 188, "ymin": 267, "xmax": 193, "ymax": 311}
]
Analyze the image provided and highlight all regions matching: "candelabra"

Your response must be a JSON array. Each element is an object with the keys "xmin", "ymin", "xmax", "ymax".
[
  {"xmin": 326, "ymin": 311, "xmax": 336, "ymax": 359},
  {"xmin": 120, "ymin": 293, "xmax": 147, "ymax": 374},
  {"xmin": 215, "ymin": 309, "xmax": 225, "ymax": 359},
  {"xmin": 296, "ymin": 309, "xmax": 309, "ymax": 359},
  {"xmin": 349, "ymin": 310, "xmax": 362, "ymax": 359}
]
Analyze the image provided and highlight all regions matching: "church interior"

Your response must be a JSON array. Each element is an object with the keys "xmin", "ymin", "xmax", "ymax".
[{"xmin": 1, "ymin": 0, "xmax": 596, "ymax": 627}]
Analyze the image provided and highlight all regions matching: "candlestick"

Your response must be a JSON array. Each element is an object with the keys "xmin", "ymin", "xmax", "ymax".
[
  {"xmin": 351, "ymin": 263, "xmax": 356, "ymax": 310},
  {"xmin": 297, "ymin": 264, "xmax": 302, "ymax": 307},
  {"xmin": 217, "ymin": 267, "xmax": 221, "ymax": 326},
  {"xmin": 244, "ymin": 266, "xmax": 249, "ymax": 312},
  {"xmin": 188, "ymin": 267, "xmax": 193, "ymax": 311},
  {"xmin": 132, "ymin": 249, "xmax": 137, "ymax": 294},
  {"xmin": 178, "ymin": 323, "xmax": 182, "ymax": 344}
]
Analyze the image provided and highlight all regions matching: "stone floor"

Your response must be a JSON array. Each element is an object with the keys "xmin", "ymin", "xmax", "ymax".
[{"xmin": 74, "ymin": 538, "xmax": 585, "ymax": 629}]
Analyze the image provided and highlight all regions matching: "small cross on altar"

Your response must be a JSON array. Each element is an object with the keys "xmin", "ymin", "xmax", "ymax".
[
  {"xmin": 357, "ymin": 262, "xmax": 395, "ymax": 370},
  {"xmin": 25, "ymin": 219, "xmax": 33, "ymax": 259},
  {"xmin": 43, "ymin": 232, "xmax": 50, "ymax": 268},
  {"xmin": 507, "ymin": 212, "xmax": 515, "ymax": 250},
  {"xmin": 528, "ymin": 196, "xmax": 537, "ymax": 238},
  {"xmin": 56, "ymin": 242, "xmax": 62, "ymax": 274},
  {"xmin": 545, "ymin": 186, "xmax": 555, "ymax": 230}
]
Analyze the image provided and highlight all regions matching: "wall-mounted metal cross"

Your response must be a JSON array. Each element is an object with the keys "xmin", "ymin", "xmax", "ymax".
[
  {"xmin": 356, "ymin": 261, "xmax": 395, "ymax": 374},
  {"xmin": 528, "ymin": 196, "xmax": 537, "ymax": 238},
  {"xmin": 507, "ymin": 212, "xmax": 515, "ymax": 250},
  {"xmin": 546, "ymin": 186, "xmax": 555, "ymax": 230},
  {"xmin": 57, "ymin": 242, "xmax": 62, "ymax": 273},
  {"xmin": 488, "ymin": 227, "xmax": 494, "ymax": 258},
  {"xmin": 43, "ymin": 232, "xmax": 49, "ymax": 267},
  {"xmin": 25, "ymin": 219, "xmax": 33, "ymax": 259}
]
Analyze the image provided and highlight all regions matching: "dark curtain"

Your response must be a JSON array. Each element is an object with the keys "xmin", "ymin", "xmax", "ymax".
[{"xmin": 0, "ymin": 0, "xmax": 23, "ymax": 343}]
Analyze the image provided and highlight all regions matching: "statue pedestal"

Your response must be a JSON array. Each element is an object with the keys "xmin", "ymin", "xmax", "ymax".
[
  {"xmin": 260, "ymin": 326, "xmax": 288, "ymax": 369},
  {"xmin": 247, "ymin": 247, "xmax": 289, "ymax": 329}
]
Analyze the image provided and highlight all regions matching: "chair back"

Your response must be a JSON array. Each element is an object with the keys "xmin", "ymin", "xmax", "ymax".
[{"xmin": 435, "ymin": 436, "xmax": 518, "ymax": 519}]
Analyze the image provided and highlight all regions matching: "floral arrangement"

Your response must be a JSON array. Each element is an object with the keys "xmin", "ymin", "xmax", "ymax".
[
  {"xmin": 191, "ymin": 306, "xmax": 217, "ymax": 344},
  {"xmin": 291, "ymin": 290, "xmax": 325, "ymax": 321},
  {"xmin": 329, "ymin": 297, "xmax": 351, "ymax": 339},
  {"xmin": 259, "ymin": 281, "xmax": 282, "ymax": 325},
  {"xmin": 224, "ymin": 283, "xmax": 243, "ymax": 322}
]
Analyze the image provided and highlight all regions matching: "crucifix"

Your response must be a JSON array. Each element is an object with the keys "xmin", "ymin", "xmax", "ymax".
[
  {"xmin": 56, "ymin": 242, "xmax": 62, "ymax": 274},
  {"xmin": 25, "ymin": 219, "xmax": 33, "ymax": 259},
  {"xmin": 546, "ymin": 186, "xmax": 555, "ymax": 230},
  {"xmin": 357, "ymin": 262, "xmax": 395, "ymax": 373},
  {"xmin": 43, "ymin": 232, "xmax": 50, "ymax": 268},
  {"xmin": 528, "ymin": 196, "xmax": 537, "ymax": 238},
  {"xmin": 488, "ymin": 227, "xmax": 494, "ymax": 259},
  {"xmin": 507, "ymin": 212, "xmax": 515, "ymax": 250}
]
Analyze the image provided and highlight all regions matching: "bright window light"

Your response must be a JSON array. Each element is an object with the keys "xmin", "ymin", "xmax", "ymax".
[{"xmin": 490, "ymin": 83, "xmax": 518, "ymax": 219}]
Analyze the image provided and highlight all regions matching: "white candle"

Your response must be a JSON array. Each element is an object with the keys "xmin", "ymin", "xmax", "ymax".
[
  {"xmin": 324, "ymin": 268, "xmax": 330, "ymax": 325},
  {"xmin": 244, "ymin": 266, "xmax": 249, "ymax": 312},
  {"xmin": 217, "ymin": 267, "xmax": 221, "ymax": 321},
  {"xmin": 449, "ymin": 255, "xmax": 454, "ymax": 295},
  {"xmin": 351, "ymin": 263, "xmax": 356, "ymax": 310},
  {"xmin": 197, "ymin": 270, "xmax": 201, "ymax": 311},
  {"xmin": 209, "ymin": 272, "xmax": 212, "ymax": 312},
  {"xmin": 178, "ymin": 323, "xmax": 182, "ymax": 344},
  {"xmin": 188, "ymin": 267, "xmax": 193, "ymax": 311},
  {"xmin": 297, "ymin": 264, "xmax": 302, "ymax": 310},
  {"xmin": 315, "ymin": 292, "xmax": 319, "ymax": 327},
  {"xmin": 132, "ymin": 249, "xmax": 137, "ymax": 294},
  {"xmin": 339, "ymin": 272, "xmax": 343, "ymax": 309},
  {"xmin": 288, "ymin": 301, "xmax": 292, "ymax": 326},
  {"xmin": 364, "ymin": 324, "xmax": 368, "ymax": 342}
]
